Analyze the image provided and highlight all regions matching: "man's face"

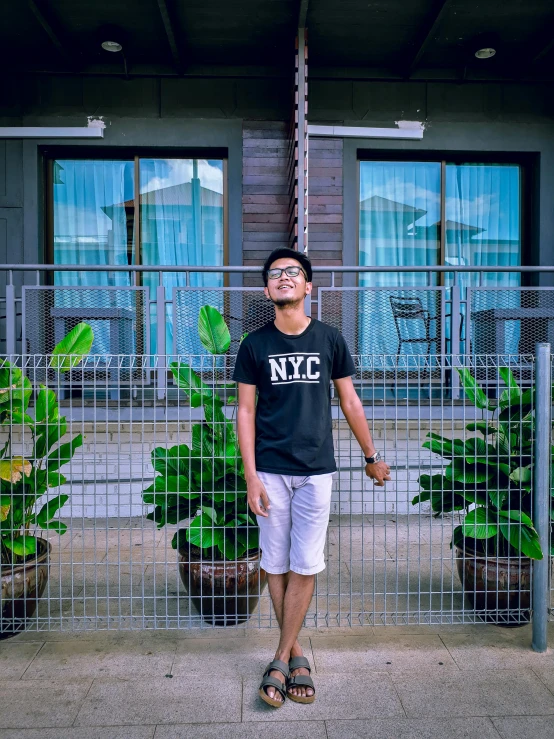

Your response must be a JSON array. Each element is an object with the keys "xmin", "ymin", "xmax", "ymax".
[{"xmin": 264, "ymin": 258, "xmax": 312, "ymax": 306}]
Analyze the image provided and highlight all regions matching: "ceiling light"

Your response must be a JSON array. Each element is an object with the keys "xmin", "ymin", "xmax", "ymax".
[
  {"xmin": 101, "ymin": 40, "xmax": 123, "ymax": 53},
  {"xmin": 475, "ymin": 47, "xmax": 496, "ymax": 59}
]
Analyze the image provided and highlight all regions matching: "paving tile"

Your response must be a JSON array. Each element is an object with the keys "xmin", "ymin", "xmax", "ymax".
[
  {"xmin": 531, "ymin": 668, "xmax": 554, "ymax": 694},
  {"xmin": 154, "ymin": 722, "xmax": 327, "ymax": 739},
  {"xmin": 0, "ymin": 729, "xmax": 154, "ymax": 739},
  {"xmin": 172, "ymin": 635, "xmax": 313, "ymax": 676},
  {"xmin": 0, "ymin": 679, "xmax": 92, "ymax": 729},
  {"xmin": 325, "ymin": 717, "xmax": 501, "ymax": 739},
  {"xmin": 0, "ymin": 641, "xmax": 43, "ymax": 678},
  {"xmin": 74, "ymin": 676, "xmax": 242, "ymax": 725},
  {"xmin": 441, "ymin": 631, "xmax": 554, "ymax": 670},
  {"xmin": 310, "ymin": 633, "xmax": 458, "ymax": 672},
  {"xmin": 242, "ymin": 672, "xmax": 404, "ymax": 721},
  {"xmin": 22, "ymin": 636, "xmax": 177, "ymax": 678},
  {"xmin": 392, "ymin": 668, "xmax": 554, "ymax": 718},
  {"xmin": 492, "ymin": 716, "xmax": 554, "ymax": 739}
]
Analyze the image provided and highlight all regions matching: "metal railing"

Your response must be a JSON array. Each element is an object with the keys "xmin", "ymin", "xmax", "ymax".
[
  {"xmin": 1, "ymin": 264, "xmax": 554, "ymax": 387},
  {"xmin": 0, "ymin": 350, "xmax": 551, "ymax": 646}
]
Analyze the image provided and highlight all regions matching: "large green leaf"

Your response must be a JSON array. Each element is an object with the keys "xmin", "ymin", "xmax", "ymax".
[
  {"xmin": 498, "ymin": 510, "xmax": 543, "ymax": 559},
  {"xmin": 187, "ymin": 512, "xmax": 224, "ymax": 550},
  {"xmin": 4, "ymin": 534, "xmax": 37, "ymax": 556},
  {"xmin": 465, "ymin": 421, "xmax": 497, "ymax": 436},
  {"xmin": 498, "ymin": 367, "xmax": 520, "ymax": 410},
  {"xmin": 151, "ymin": 445, "xmax": 191, "ymax": 476},
  {"xmin": 47, "ymin": 434, "xmax": 83, "ymax": 471},
  {"xmin": 464, "ymin": 437, "xmax": 493, "ymax": 463},
  {"xmin": 192, "ymin": 424, "xmax": 215, "ymax": 458},
  {"xmin": 35, "ymin": 494, "xmax": 69, "ymax": 531},
  {"xmin": 445, "ymin": 458, "xmax": 494, "ymax": 485},
  {"xmin": 143, "ymin": 475, "xmax": 196, "ymax": 496},
  {"xmin": 422, "ymin": 433, "xmax": 465, "ymax": 459},
  {"xmin": 170, "ymin": 362, "xmax": 213, "ymax": 400},
  {"xmin": 488, "ymin": 487, "xmax": 509, "ymax": 509},
  {"xmin": 456, "ymin": 368, "xmax": 496, "ymax": 411},
  {"xmin": 461, "ymin": 507, "xmax": 498, "ymax": 539},
  {"xmin": 198, "ymin": 305, "xmax": 231, "ymax": 355},
  {"xmin": 510, "ymin": 465, "xmax": 532, "ymax": 487},
  {"xmin": 499, "ymin": 387, "xmax": 534, "ymax": 422},
  {"xmin": 51, "ymin": 323, "xmax": 94, "ymax": 372},
  {"xmin": 35, "ymin": 416, "xmax": 68, "ymax": 459},
  {"xmin": 35, "ymin": 385, "xmax": 58, "ymax": 424}
]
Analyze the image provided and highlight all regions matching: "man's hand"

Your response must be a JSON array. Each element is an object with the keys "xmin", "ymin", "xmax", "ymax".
[
  {"xmin": 365, "ymin": 460, "xmax": 391, "ymax": 487},
  {"xmin": 247, "ymin": 475, "xmax": 271, "ymax": 517}
]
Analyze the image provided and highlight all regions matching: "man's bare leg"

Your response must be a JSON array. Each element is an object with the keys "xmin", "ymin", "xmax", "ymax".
[{"xmin": 265, "ymin": 572, "xmax": 314, "ymax": 702}]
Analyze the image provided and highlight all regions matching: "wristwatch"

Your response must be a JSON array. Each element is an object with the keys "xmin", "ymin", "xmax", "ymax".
[{"xmin": 365, "ymin": 451, "xmax": 381, "ymax": 465}]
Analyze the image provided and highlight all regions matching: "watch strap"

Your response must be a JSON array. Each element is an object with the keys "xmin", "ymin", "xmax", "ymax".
[{"xmin": 365, "ymin": 451, "xmax": 381, "ymax": 464}]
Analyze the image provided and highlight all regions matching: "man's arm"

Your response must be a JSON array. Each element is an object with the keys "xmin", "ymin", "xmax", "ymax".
[
  {"xmin": 333, "ymin": 376, "xmax": 391, "ymax": 487},
  {"xmin": 236, "ymin": 382, "xmax": 271, "ymax": 517}
]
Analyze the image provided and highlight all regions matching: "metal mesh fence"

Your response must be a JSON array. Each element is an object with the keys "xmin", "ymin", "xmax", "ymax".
[
  {"xmin": 21, "ymin": 287, "xmax": 149, "ymax": 387},
  {"xmin": 172, "ymin": 288, "xmax": 275, "ymax": 356},
  {"xmin": 319, "ymin": 287, "xmax": 446, "ymax": 373},
  {"xmin": 468, "ymin": 287, "xmax": 554, "ymax": 356},
  {"xmin": 0, "ymin": 352, "xmax": 546, "ymax": 634}
]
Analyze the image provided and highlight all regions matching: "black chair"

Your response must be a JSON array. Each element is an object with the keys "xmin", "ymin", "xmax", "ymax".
[{"xmin": 389, "ymin": 295, "xmax": 436, "ymax": 355}]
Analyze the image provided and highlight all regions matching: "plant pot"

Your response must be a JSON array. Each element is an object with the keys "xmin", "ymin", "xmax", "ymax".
[
  {"xmin": 455, "ymin": 544, "xmax": 531, "ymax": 628},
  {"xmin": 1, "ymin": 538, "xmax": 51, "ymax": 640},
  {"xmin": 178, "ymin": 544, "xmax": 267, "ymax": 626}
]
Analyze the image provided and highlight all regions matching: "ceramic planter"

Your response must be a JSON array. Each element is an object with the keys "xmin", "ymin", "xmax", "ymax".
[
  {"xmin": 1, "ymin": 538, "xmax": 51, "ymax": 639},
  {"xmin": 455, "ymin": 543, "xmax": 531, "ymax": 627},
  {"xmin": 178, "ymin": 544, "xmax": 267, "ymax": 625}
]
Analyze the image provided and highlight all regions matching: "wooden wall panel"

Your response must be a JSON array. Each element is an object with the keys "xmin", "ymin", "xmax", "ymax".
[
  {"xmin": 242, "ymin": 121, "xmax": 291, "ymax": 285},
  {"xmin": 308, "ymin": 137, "xmax": 344, "ymax": 303}
]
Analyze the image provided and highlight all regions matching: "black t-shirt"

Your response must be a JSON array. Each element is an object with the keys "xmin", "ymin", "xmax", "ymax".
[{"xmin": 232, "ymin": 318, "xmax": 356, "ymax": 475}]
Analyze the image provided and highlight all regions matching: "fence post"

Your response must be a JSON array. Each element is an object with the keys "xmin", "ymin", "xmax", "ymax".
[
  {"xmin": 156, "ymin": 274, "xmax": 167, "ymax": 401},
  {"xmin": 532, "ymin": 341, "xmax": 551, "ymax": 653},
  {"xmin": 5, "ymin": 274, "xmax": 16, "ymax": 356},
  {"xmin": 450, "ymin": 279, "xmax": 461, "ymax": 400}
]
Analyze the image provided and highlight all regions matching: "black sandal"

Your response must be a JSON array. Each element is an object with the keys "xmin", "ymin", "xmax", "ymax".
[
  {"xmin": 287, "ymin": 656, "xmax": 315, "ymax": 704},
  {"xmin": 259, "ymin": 659, "xmax": 289, "ymax": 708}
]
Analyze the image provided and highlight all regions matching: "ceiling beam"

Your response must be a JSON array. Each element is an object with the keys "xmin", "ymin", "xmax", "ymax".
[
  {"xmin": 404, "ymin": 0, "xmax": 450, "ymax": 78},
  {"xmin": 27, "ymin": 0, "xmax": 75, "ymax": 68},
  {"xmin": 157, "ymin": 0, "xmax": 183, "ymax": 73},
  {"xmin": 298, "ymin": 0, "xmax": 309, "ymax": 28}
]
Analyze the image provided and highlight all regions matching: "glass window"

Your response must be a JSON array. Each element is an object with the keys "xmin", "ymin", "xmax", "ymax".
[
  {"xmin": 358, "ymin": 159, "xmax": 522, "ymax": 355},
  {"xmin": 51, "ymin": 156, "xmax": 226, "ymax": 354}
]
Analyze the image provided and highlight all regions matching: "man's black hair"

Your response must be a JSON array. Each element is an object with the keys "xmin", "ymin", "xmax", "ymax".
[{"xmin": 262, "ymin": 247, "xmax": 313, "ymax": 286}]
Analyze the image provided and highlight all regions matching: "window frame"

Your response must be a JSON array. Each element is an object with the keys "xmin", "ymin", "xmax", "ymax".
[
  {"xmin": 355, "ymin": 150, "xmax": 535, "ymax": 285},
  {"xmin": 44, "ymin": 147, "xmax": 229, "ymax": 280}
]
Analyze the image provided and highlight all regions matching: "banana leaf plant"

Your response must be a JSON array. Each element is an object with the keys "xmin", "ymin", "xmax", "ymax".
[
  {"xmin": 142, "ymin": 306, "xmax": 257, "ymax": 561},
  {"xmin": 412, "ymin": 366, "xmax": 546, "ymax": 560},
  {"xmin": 0, "ymin": 323, "xmax": 94, "ymax": 566}
]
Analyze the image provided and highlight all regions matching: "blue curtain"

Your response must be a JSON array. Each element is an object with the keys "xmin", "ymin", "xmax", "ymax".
[
  {"xmin": 358, "ymin": 162, "xmax": 441, "ymax": 357},
  {"xmin": 53, "ymin": 160, "xmax": 135, "ymax": 357},
  {"xmin": 358, "ymin": 161, "xmax": 522, "ymax": 357},
  {"xmin": 139, "ymin": 158, "xmax": 224, "ymax": 357},
  {"xmin": 445, "ymin": 164, "xmax": 521, "ymax": 354},
  {"xmin": 52, "ymin": 158, "xmax": 225, "ymax": 359}
]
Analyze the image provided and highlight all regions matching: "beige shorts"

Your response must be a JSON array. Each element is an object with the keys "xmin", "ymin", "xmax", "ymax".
[{"xmin": 256, "ymin": 471, "xmax": 334, "ymax": 575}]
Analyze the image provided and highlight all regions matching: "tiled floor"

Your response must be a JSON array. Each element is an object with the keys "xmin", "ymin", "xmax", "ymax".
[{"xmin": 2, "ymin": 623, "xmax": 554, "ymax": 737}]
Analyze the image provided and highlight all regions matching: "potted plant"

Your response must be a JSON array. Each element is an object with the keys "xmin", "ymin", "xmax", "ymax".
[
  {"xmin": 1, "ymin": 323, "xmax": 94, "ymax": 638},
  {"xmin": 142, "ymin": 305, "xmax": 266, "ymax": 625},
  {"xmin": 412, "ymin": 366, "xmax": 545, "ymax": 626}
]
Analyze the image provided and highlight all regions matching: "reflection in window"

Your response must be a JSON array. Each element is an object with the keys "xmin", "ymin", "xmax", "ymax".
[{"xmin": 52, "ymin": 157, "xmax": 225, "ymax": 355}]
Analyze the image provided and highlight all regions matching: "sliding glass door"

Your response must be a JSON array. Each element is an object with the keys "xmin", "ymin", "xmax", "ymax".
[
  {"xmin": 51, "ymin": 155, "xmax": 225, "ymax": 355},
  {"xmin": 358, "ymin": 159, "xmax": 522, "ymax": 355}
]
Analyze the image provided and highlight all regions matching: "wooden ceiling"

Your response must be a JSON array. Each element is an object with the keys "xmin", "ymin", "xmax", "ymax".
[{"xmin": 2, "ymin": 0, "xmax": 554, "ymax": 80}]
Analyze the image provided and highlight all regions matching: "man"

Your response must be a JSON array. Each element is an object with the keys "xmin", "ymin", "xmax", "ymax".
[{"xmin": 233, "ymin": 247, "xmax": 390, "ymax": 708}]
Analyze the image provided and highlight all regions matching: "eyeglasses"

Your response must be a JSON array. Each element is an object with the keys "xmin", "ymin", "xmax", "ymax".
[{"xmin": 267, "ymin": 266, "xmax": 307, "ymax": 280}]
